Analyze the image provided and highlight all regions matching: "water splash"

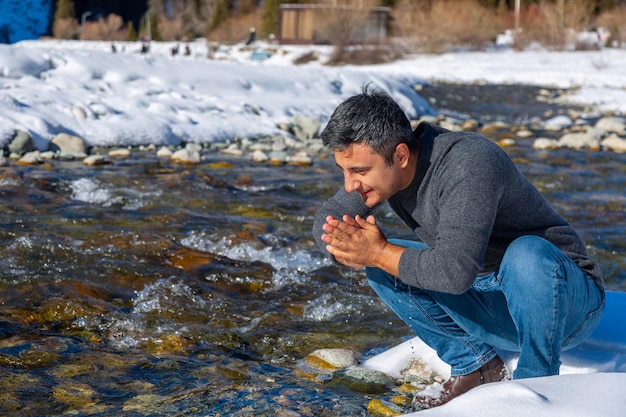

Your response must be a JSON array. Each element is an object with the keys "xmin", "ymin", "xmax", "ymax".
[
  {"xmin": 100, "ymin": 277, "xmax": 206, "ymax": 349},
  {"xmin": 71, "ymin": 178, "xmax": 116, "ymax": 205},
  {"xmin": 70, "ymin": 177, "xmax": 161, "ymax": 209},
  {"xmin": 181, "ymin": 231, "xmax": 332, "ymax": 290}
]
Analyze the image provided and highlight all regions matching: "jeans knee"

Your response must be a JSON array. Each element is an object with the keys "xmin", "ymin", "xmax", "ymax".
[{"xmin": 499, "ymin": 236, "xmax": 565, "ymax": 291}]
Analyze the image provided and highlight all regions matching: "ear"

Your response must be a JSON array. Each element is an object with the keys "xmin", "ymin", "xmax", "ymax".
[{"xmin": 395, "ymin": 143, "xmax": 410, "ymax": 168}]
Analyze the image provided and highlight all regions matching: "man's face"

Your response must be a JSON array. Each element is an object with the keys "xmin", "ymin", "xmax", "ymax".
[{"xmin": 334, "ymin": 143, "xmax": 405, "ymax": 208}]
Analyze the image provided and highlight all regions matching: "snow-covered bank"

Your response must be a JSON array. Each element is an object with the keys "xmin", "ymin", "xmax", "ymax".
[{"xmin": 1, "ymin": 39, "xmax": 625, "ymax": 152}]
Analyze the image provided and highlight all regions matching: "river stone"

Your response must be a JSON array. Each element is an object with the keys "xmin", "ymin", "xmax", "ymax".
[
  {"xmin": 479, "ymin": 121, "xmax": 510, "ymax": 134},
  {"xmin": 250, "ymin": 149, "xmax": 269, "ymax": 162},
  {"xmin": 171, "ymin": 148, "xmax": 200, "ymax": 164},
  {"xmin": 72, "ymin": 105, "xmax": 88, "ymax": 119},
  {"xmin": 601, "ymin": 134, "xmax": 626, "ymax": 152},
  {"xmin": 17, "ymin": 151, "xmax": 41, "ymax": 165},
  {"xmin": 268, "ymin": 151, "xmax": 287, "ymax": 164},
  {"xmin": 108, "ymin": 148, "xmax": 131, "ymax": 157},
  {"xmin": 52, "ymin": 383, "xmax": 96, "ymax": 406},
  {"xmin": 287, "ymin": 151, "xmax": 313, "ymax": 166},
  {"xmin": 156, "ymin": 146, "xmax": 173, "ymax": 157},
  {"xmin": 533, "ymin": 137, "xmax": 559, "ymax": 149},
  {"xmin": 595, "ymin": 116, "xmax": 626, "ymax": 135},
  {"xmin": 461, "ymin": 119, "xmax": 479, "ymax": 130},
  {"xmin": 544, "ymin": 115, "xmax": 573, "ymax": 131},
  {"xmin": 516, "ymin": 129, "xmax": 534, "ymax": 138},
  {"xmin": 277, "ymin": 121, "xmax": 291, "ymax": 133},
  {"xmin": 307, "ymin": 348, "xmax": 361, "ymax": 369},
  {"xmin": 367, "ymin": 398, "xmax": 404, "ymax": 417},
  {"xmin": 558, "ymin": 132, "xmax": 600, "ymax": 150},
  {"xmin": 328, "ymin": 367, "xmax": 396, "ymax": 394},
  {"xmin": 39, "ymin": 150, "xmax": 56, "ymax": 160},
  {"xmin": 271, "ymin": 136, "xmax": 288, "ymax": 152},
  {"xmin": 8, "ymin": 130, "xmax": 35, "ymax": 155},
  {"xmin": 0, "ymin": 155, "xmax": 7, "ymax": 166},
  {"xmin": 287, "ymin": 135, "xmax": 305, "ymax": 149},
  {"xmin": 83, "ymin": 155, "xmax": 109, "ymax": 166},
  {"xmin": 437, "ymin": 120, "xmax": 462, "ymax": 132},
  {"xmin": 291, "ymin": 116, "xmax": 321, "ymax": 140},
  {"xmin": 221, "ymin": 143, "xmax": 243, "ymax": 156},
  {"xmin": 185, "ymin": 143, "xmax": 203, "ymax": 153},
  {"xmin": 51, "ymin": 133, "xmax": 87, "ymax": 159},
  {"xmin": 496, "ymin": 138, "xmax": 516, "ymax": 147}
]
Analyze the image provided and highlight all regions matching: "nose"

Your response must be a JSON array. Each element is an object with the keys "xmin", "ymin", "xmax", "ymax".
[{"xmin": 344, "ymin": 173, "xmax": 360, "ymax": 193}]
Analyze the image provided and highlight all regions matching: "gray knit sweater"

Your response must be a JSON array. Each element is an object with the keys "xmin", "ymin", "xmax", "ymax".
[{"xmin": 312, "ymin": 122, "xmax": 603, "ymax": 294}]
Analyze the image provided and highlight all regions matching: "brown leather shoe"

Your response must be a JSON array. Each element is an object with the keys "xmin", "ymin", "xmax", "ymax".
[{"xmin": 412, "ymin": 356, "xmax": 510, "ymax": 410}]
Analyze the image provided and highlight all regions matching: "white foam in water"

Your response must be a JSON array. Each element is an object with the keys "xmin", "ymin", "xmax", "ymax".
[
  {"xmin": 101, "ymin": 277, "xmax": 205, "ymax": 349},
  {"xmin": 180, "ymin": 231, "xmax": 333, "ymax": 290},
  {"xmin": 302, "ymin": 293, "xmax": 348, "ymax": 321},
  {"xmin": 70, "ymin": 177, "xmax": 162, "ymax": 209},
  {"xmin": 302, "ymin": 292, "xmax": 386, "ymax": 322},
  {"xmin": 133, "ymin": 277, "xmax": 206, "ymax": 313},
  {"xmin": 71, "ymin": 178, "xmax": 116, "ymax": 205}
]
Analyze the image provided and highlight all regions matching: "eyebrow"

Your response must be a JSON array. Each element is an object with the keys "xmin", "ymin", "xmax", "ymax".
[{"xmin": 336, "ymin": 162, "xmax": 370, "ymax": 172}]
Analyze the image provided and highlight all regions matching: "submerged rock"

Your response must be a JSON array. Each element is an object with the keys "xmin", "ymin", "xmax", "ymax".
[
  {"xmin": 83, "ymin": 154, "xmax": 109, "ymax": 166},
  {"xmin": 326, "ymin": 367, "xmax": 396, "ymax": 394},
  {"xmin": 367, "ymin": 398, "xmax": 404, "ymax": 417}
]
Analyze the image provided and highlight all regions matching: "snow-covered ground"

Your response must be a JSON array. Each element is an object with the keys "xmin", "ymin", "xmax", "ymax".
[{"xmin": 1, "ymin": 38, "xmax": 625, "ymax": 151}]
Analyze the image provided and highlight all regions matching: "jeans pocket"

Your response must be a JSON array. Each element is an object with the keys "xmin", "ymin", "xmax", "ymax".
[{"xmin": 472, "ymin": 272, "xmax": 502, "ymax": 292}]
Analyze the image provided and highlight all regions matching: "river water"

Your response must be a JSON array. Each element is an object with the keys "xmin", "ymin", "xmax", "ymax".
[{"xmin": 1, "ymin": 83, "xmax": 625, "ymax": 416}]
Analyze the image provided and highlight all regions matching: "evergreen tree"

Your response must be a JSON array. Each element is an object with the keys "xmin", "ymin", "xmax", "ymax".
[
  {"xmin": 53, "ymin": 0, "xmax": 78, "ymax": 39},
  {"xmin": 148, "ymin": 10, "xmax": 162, "ymax": 41},
  {"xmin": 138, "ymin": 10, "xmax": 163, "ymax": 41},
  {"xmin": 261, "ymin": 0, "xmax": 282, "ymax": 38},
  {"xmin": 210, "ymin": 0, "xmax": 230, "ymax": 31},
  {"xmin": 54, "ymin": 0, "xmax": 75, "ymax": 21},
  {"xmin": 127, "ymin": 21, "xmax": 138, "ymax": 41}
]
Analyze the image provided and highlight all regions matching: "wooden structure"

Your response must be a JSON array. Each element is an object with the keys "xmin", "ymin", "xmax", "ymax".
[{"xmin": 278, "ymin": 3, "xmax": 390, "ymax": 45}]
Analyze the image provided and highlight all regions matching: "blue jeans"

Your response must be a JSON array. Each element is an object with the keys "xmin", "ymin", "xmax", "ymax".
[{"xmin": 366, "ymin": 236, "xmax": 605, "ymax": 379}]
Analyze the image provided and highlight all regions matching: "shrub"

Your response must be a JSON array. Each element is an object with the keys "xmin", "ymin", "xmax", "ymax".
[
  {"xmin": 596, "ymin": 6, "xmax": 626, "ymax": 47},
  {"xmin": 392, "ymin": 0, "xmax": 506, "ymax": 53},
  {"xmin": 53, "ymin": 18, "xmax": 79, "ymax": 39},
  {"xmin": 512, "ymin": 0, "xmax": 596, "ymax": 50},
  {"xmin": 81, "ymin": 14, "xmax": 127, "ymax": 41}
]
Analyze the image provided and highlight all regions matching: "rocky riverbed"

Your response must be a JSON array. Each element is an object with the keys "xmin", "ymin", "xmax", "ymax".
[{"xmin": 1, "ymin": 83, "xmax": 625, "ymax": 416}]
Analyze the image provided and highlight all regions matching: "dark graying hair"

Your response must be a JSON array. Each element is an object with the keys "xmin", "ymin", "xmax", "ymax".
[{"xmin": 321, "ymin": 86, "xmax": 416, "ymax": 165}]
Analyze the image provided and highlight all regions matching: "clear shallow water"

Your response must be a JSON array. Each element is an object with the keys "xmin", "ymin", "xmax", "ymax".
[{"xmin": 1, "ymin": 89, "xmax": 625, "ymax": 416}]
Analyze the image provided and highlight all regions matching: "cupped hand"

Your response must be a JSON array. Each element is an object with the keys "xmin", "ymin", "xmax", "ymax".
[{"xmin": 321, "ymin": 214, "xmax": 388, "ymax": 269}]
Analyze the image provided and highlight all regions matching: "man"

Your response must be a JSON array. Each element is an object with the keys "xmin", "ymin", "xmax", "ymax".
[{"xmin": 312, "ymin": 88, "xmax": 605, "ymax": 409}]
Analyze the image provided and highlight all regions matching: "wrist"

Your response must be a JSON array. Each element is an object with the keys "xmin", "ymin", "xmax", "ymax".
[{"xmin": 374, "ymin": 241, "xmax": 403, "ymax": 277}]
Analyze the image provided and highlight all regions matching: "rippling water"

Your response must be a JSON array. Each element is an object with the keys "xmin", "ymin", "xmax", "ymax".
[{"xmin": 1, "ymin": 85, "xmax": 625, "ymax": 416}]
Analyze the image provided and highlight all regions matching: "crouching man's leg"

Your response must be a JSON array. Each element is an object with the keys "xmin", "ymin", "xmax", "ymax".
[
  {"xmin": 366, "ymin": 239, "xmax": 509, "ymax": 409},
  {"xmin": 496, "ymin": 235, "xmax": 605, "ymax": 379},
  {"xmin": 365, "ymin": 237, "xmax": 604, "ymax": 408}
]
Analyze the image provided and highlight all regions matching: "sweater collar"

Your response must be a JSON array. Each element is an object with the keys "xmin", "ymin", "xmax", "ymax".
[{"xmin": 400, "ymin": 121, "xmax": 446, "ymax": 195}]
